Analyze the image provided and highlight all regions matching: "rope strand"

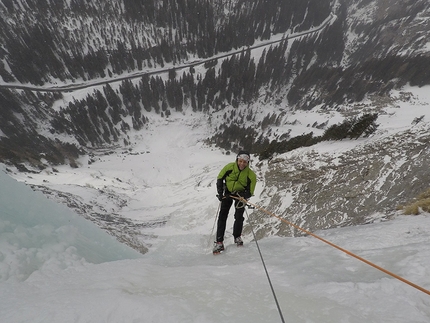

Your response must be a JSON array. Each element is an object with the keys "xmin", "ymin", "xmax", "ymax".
[
  {"xmin": 208, "ymin": 201, "xmax": 221, "ymax": 249},
  {"xmin": 245, "ymin": 207, "xmax": 286, "ymax": 323}
]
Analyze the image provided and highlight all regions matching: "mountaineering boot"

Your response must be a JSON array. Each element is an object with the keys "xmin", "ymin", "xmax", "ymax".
[
  {"xmin": 213, "ymin": 242, "xmax": 225, "ymax": 254},
  {"xmin": 234, "ymin": 237, "xmax": 243, "ymax": 246}
]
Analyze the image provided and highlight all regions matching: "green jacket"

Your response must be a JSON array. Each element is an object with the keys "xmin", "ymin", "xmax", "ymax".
[{"xmin": 217, "ymin": 162, "xmax": 256, "ymax": 195}]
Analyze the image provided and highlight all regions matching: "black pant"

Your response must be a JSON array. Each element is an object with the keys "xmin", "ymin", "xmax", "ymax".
[{"xmin": 216, "ymin": 196, "xmax": 245, "ymax": 242}]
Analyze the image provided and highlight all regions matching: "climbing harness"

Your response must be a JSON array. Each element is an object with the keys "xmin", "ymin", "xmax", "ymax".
[
  {"xmin": 235, "ymin": 198, "xmax": 247, "ymax": 209},
  {"xmin": 231, "ymin": 191, "xmax": 247, "ymax": 209},
  {"xmin": 232, "ymin": 195, "xmax": 430, "ymax": 297}
]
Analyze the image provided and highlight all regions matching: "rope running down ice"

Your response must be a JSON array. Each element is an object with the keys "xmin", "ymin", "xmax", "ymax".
[{"xmin": 244, "ymin": 206, "xmax": 286, "ymax": 323}]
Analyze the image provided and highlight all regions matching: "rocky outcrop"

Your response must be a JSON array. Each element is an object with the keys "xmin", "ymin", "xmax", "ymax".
[{"xmin": 250, "ymin": 123, "xmax": 430, "ymax": 238}]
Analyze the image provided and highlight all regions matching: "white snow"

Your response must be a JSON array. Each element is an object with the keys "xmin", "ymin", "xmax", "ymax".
[
  {"xmin": 1, "ymin": 85, "xmax": 430, "ymax": 322},
  {"xmin": 1, "ymin": 165, "xmax": 430, "ymax": 322}
]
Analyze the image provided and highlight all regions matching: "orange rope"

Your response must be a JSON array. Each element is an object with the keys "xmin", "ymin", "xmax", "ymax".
[{"xmin": 233, "ymin": 196, "xmax": 430, "ymax": 296}]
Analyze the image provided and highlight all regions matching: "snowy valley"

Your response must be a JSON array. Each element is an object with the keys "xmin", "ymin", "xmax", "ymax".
[{"xmin": 2, "ymin": 84, "xmax": 430, "ymax": 322}]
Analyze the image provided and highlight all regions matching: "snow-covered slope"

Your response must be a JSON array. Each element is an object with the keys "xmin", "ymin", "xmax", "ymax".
[
  {"xmin": 6, "ymin": 84, "xmax": 430, "ymax": 249},
  {"xmin": 2, "ymin": 71, "xmax": 430, "ymax": 323},
  {"xmin": 1, "ymin": 144, "xmax": 430, "ymax": 323},
  {"xmin": 252, "ymin": 86, "xmax": 430, "ymax": 237}
]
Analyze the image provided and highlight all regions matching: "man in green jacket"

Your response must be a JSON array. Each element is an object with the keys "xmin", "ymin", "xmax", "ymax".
[{"xmin": 213, "ymin": 150, "xmax": 257, "ymax": 254}]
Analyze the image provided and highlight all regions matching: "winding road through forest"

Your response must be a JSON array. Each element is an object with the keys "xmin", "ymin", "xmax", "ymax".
[{"xmin": 0, "ymin": 13, "xmax": 335, "ymax": 93}]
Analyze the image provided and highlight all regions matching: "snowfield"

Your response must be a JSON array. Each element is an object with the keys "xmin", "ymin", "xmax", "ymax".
[{"xmin": 1, "ymin": 169, "xmax": 430, "ymax": 322}]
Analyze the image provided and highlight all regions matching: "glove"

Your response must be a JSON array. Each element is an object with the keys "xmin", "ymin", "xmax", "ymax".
[{"xmin": 240, "ymin": 190, "xmax": 252, "ymax": 200}]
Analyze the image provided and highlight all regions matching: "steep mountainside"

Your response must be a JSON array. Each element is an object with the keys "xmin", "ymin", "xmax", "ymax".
[
  {"xmin": 253, "ymin": 119, "xmax": 430, "ymax": 238},
  {"xmin": 1, "ymin": 0, "xmax": 337, "ymax": 167},
  {"xmin": 0, "ymin": 0, "xmax": 429, "ymax": 169}
]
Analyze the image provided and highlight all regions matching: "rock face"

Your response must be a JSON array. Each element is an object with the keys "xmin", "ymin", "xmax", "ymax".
[{"xmin": 250, "ymin": 124, "xmax": 430, "ymax": 238}]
